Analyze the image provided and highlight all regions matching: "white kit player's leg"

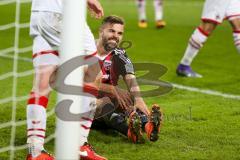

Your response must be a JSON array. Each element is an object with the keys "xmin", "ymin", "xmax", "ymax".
[
  {"xmin": 27, "ymin": 92, "xmax": 47, "ymax": 157},
  {"xmin": 180, "ymin": 27, "xmax": 209, "ymax": 66},
  {"xmin": 78, "ymin": 24, "xmax": 107, "ymax": 160},
  {"xmin": 233, "ymin": 30, "xmax": 240, "ymax": 53},
  {"xmin": 80, "ymin": 24, "xmax": 97, "ymax": 146},
  {"xmin": 136, "ymin": 0, "xmax": 147, "ymax": 28},
  {"xmin": 176, "ymin": 27, "xmax": 209, "ymax": 78},
  {"xmin": 153, "ymin": 0, "xmax": 166, "ymax": 28},
  {"xmin": 201, "ymin": 0, "xmax": 230, "ymax": 24},
  {"xmin": 153, "ymin": 0, "xmax": 163, "ymax": 21},
  {"xmin": 79, "ymin": 97, "xmax": 96, "ymax": 146},
  {"xmin": 176, "ymin": 0, "xmax": 226, "ymax": 78},
  {"xmin": 27, "ymin": 11, "xmax": 61, "ymax": 158},
  {"xmin": 226, "ymin": 0, "xmax": 240, "ymax": 54}
]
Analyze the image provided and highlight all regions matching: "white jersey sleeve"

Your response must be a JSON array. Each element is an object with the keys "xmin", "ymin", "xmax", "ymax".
[{"xmin": 31, "ymin": 0, "xmax": 63, "ymax": 14}]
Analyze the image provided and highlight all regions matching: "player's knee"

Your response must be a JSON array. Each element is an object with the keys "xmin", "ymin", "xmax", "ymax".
[
  {"xmin": 33, "ymin": 66, "xmax": 56, "ymax": 95},
  {"xmin": 97, "ymin": 97, "xmax": 112, "ymax": 106},
  {"xmin": 229, "ymin": 18, "xmax": 240, "ymax": 31},
  {"xmin": 109, "ymin": 113, "xmax": 126, "ymax": 126},
  {"xmin": 199, "ymin": 21, "xmax": 217, "ymax": 34},
  {"xmin": 33, "ymin": 75, "xmax": 51, "ymax": 96}
]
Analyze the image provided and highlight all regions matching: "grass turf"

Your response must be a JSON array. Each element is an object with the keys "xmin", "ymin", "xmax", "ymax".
[{"xmin": 0, "ymin": 0, "xmax": 240, "ymax": 159}]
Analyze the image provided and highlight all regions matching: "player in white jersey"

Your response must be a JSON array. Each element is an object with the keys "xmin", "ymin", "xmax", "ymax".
[
  {"xmin": 136, "ymin": 0, "xmax": 166, "ymax": 28},
  {"xmin": 176, "ymin": 0, "xmax": 240, "ymax": 77},
  {"xmin": 26, "ymin": 0, "xmax": 106, "ymax": 160}
]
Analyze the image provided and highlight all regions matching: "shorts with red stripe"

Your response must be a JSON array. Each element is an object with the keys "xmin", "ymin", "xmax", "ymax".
[
  {"xmin": 30, "ymin": 11, "xmax": 97, "ymax": 67},
  {"xmin": 201, "ymin": 0, "xmax": 240, "ymax": 24}
]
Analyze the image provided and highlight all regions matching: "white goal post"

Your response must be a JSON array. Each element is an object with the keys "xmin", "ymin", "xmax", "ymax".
[{"xmin": 55, "ymin": 0, "xmax": 87, "ymax": 159}]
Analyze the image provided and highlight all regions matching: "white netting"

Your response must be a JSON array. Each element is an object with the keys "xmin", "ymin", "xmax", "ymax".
[{"xmin": 0, "ymin": 0, "xmax": 55, "ymax": 159}]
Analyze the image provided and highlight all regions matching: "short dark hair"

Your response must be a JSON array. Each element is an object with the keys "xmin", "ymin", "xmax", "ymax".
[{"xmin": 101, "ymin": 15, "xmax": 125, "ymax": 26}]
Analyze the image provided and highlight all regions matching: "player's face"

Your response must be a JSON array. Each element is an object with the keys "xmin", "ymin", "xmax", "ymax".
[{"xmin": 100, "ymin": 23, "xmax": 124, "ymax": 51}]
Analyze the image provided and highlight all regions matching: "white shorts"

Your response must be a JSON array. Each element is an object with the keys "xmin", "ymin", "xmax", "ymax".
[
  {"xmin": 201, "ymin": 0, "xmax": 240, "ymax": 24},
  {"xmin": 30, "ymin": 11, "xmax": 97, "ymax": 67}
]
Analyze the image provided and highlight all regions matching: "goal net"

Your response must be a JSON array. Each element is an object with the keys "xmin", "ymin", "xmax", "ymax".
[{"xmin": 0, "ymin": 0, "xmax": 55, "ymax": 159}]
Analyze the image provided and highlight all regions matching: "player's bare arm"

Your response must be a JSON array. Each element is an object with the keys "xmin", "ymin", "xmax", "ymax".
[
  {"xmin": 84, "ymin": 64, "xmax": 131, "ymax": 107},
  {"xmin": 124, "ymin": 74, "xmax": 150, "ymax": 116}
]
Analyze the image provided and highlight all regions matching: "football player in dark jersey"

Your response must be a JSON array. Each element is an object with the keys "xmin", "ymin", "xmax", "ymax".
[{"xmin": 91, "ymin": 15, "xmax": 163, "ymax": 143}]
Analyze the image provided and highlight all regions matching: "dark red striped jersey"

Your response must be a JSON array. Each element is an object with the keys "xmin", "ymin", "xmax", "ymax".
[{"xmin": 98, "ymin": 48, "xmax": 134, "ymax": 86}]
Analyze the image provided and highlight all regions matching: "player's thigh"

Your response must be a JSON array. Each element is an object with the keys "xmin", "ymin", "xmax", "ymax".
[
  {"xmin": 201, "ymin": 0, "xmax": 230, "ymax": 24},
  {"xmin": 30, "ymin": 12, "xmax": 61, "ymax": 67},
  {"xmin": 32, "ymin": 35, "xmax": 60, "ymax": 67},
  {"xmin": 37, "ymin": 12, "xmax": 61, "ymax": 47},
  {"xmin": 226, "ymin": 0, "xmax": 240, "ymax": 20},
  {"xmin": 199, "ymin": 21, "xmax": 217, "ymax": 33},
  {"xmin": 84, "ymin": 24, "xmax": 97, "ymax": 55},
  {"xmin": 229, "ymin": 18, "xmax": 240, "ymax": 30},
  {"xmin": 226, "ymin": 0, "xmax": 240, "ymax": 30},
  {"xmin": 32, "ymin": 65, "xmax": 57, "ymax": 95}
]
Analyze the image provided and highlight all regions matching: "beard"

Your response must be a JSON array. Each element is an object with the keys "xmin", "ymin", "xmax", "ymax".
[{"xmin": 102, "ymin": 37, "xmax": 119, "ymax": 52}]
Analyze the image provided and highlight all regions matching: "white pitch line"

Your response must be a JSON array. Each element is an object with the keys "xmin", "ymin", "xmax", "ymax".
[
  {"xmin": 0, "ymin": 54, "xmax": 240, "ymax": 101},
  {"xmin": 138, "ymin": 79, "xmax": 240, "ymax": 100},
  {"xmin": 172, "ymin": 83, "xmax": 240, "ymax": 100}
]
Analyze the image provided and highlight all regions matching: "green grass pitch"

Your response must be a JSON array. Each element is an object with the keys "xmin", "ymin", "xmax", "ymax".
[{"xmin": 0, "ymin": 0, "xmax": 240, "ymax": 159}]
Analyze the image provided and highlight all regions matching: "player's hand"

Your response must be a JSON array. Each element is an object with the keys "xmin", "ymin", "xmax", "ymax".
[
  {"xmin": 112, "ymin": 86, "xmax": 133, "ymax": 110},
  {"xmin": 87, "ymin": 0, "xmax": 104, "ymax": 19},
  {"xmin": 134, "ymin": 98, "xmax": 150, "ymax": 116}
]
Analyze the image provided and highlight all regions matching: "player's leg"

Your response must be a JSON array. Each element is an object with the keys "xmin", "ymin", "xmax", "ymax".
[
  {"xmin": 94, "ymin": 97, "xmax": 143, "ymax": 144},
  {"xmin": 27, "ymin": 12, "xmax": 60, "ymax": 160},
  {"xmin": 27, "ymin": 49, "xmax": 57, "ymax": 159},
  {"xmin": 95, "ymin": 97, "xmax": 129, "ymax": 135},
  {"xmin": 226, "ymin": 0, "xmax": 240, "ymax": 53},
  {"xmin": 176, "ymin": 0, "xmax": 226, "ymax": 77},
  {"xmin": 79, "ymin": 25, "xmax": 107, "ymax": 160},
  {"xmin": 127, "ymin": 111, "xmax": 143, "ymax": 143},
  {"xmin": 136, "ymin": 0, "xmax": 148, "ymax": 28},
  {"xmin": 177, "ymin": 21, "xmax": 217, "ymax": 77},
  {"xmin": 79, "ymin": 97, "xmax": 107, "ymax": 160},
  {"xmin": 230, "ymin": 18, "xmax": 240, "ymax": 53},
  {"xmin": 144, "ymin": 104, "xmax": 163, "ymax": 142},
  {"xmin": 153, "ymin": 0, "xmax": 166, "ymax": 28}
]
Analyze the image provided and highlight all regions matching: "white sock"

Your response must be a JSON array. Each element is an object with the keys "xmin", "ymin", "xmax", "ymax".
[
  {"xmin": 79, "ymin": 113, "xmax": 94, "ymax": 146},
  {"xmin": 79, "ymin": 97, "xmax": 96, "ymax": 146},
  {"xmin": 27, "ymin": 92, "xmax": 48, "ymax": 157},
  {"xmin": 28, "ymin": 143, "xmax": 44, "ymax": 158},
  {"xmin": 153, "ymin": 0, "xmax": 163, "ymax": 21},
  {"xmin": 136, "ymin": 0, "xmax": 146, "ymax": 21},
  {"xmin": 233, "ymin": 30, "xmax": 240, "ymax": 53},
  {"xmin": 180, "ymin": 27, "xmax": 208, "ymax": 66}
]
